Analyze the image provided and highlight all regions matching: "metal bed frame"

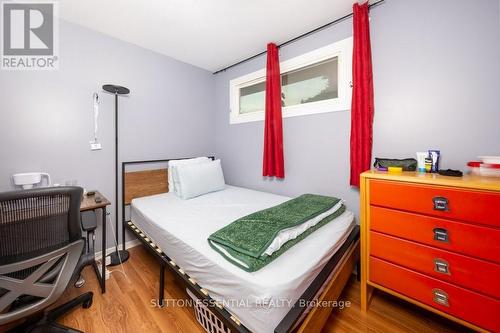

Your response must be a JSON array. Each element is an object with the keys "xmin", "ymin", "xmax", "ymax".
[{"xmin": 120, "ymin": 157, "xmax": 360, "ymax": 333}]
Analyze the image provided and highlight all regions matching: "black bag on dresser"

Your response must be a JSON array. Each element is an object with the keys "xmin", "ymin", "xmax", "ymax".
[{"xmin": 373, "ymin": 158, "xmax": 417, "ymax": 171}]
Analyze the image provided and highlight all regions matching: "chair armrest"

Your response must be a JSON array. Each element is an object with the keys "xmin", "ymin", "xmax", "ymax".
[{"xmin": 81, "ymin": 211, "xmax": 97, "ymax": 232}]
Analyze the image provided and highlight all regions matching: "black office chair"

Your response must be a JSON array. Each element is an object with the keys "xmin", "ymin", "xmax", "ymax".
[{"xmin": 0, "ymin": 187, "xmax": 94, "ymax": 332}]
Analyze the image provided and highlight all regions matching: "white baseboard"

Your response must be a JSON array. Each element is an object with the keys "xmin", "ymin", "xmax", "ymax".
[{"xmin": 94, "ymin": 239, "xmax": 141, "ymax": 261}]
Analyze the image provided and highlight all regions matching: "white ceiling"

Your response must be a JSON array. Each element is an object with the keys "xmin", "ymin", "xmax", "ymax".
[{"xmin": 59, "ymin": 0, "xmax": 357, "ymax": 72}]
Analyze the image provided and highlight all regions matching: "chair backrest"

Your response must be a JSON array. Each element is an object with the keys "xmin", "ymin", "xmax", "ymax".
[{"xmin": 0, "ymin": 187, "xmax": 84, "ymax": 324}]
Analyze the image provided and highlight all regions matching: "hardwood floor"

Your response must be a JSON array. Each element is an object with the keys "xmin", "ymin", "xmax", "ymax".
[
  {"xmin": 1, "ymin": 245, "xmax": 473, "ymax": 333},
  {"xmin": 324, "ymin": 276, "xmax": 472, "ymax": 333}
]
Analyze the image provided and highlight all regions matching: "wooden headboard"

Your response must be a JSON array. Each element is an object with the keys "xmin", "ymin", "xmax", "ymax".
[
  {"xmin": 122, "ymin": 157, "xmax": 214, "ymax": 206},
  {"xmin": 124, "ymin": 168, "xmax": 168, "ymax": 205}
]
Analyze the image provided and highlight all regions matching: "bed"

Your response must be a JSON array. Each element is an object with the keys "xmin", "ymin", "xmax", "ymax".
[{"xmin": 121, "ymin": 157, "xmax": 360, "ymax": 333}]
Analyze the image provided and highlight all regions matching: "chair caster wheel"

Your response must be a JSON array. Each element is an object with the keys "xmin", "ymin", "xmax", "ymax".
[
  {"xmin": 82, "ymin": 297, "xmax": 93, "ymax": 309},
  {"xmin": 74, "ymin": 275, "xmax": 85, "ymax": 288}
]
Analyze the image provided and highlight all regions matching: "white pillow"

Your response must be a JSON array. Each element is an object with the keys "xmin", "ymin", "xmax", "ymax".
[
  {"xmin": 173, "ymin": 159, "xmax": 225, "ymax": 200},
  {"xmin": 168, "ymin": 157, "xmax": 210, "ymax": 193}
]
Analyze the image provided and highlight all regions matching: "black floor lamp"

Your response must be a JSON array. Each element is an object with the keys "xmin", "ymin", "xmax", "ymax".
[{"xmin": 102, "ymin": 84, "xmax": 130, "ymax": 266}]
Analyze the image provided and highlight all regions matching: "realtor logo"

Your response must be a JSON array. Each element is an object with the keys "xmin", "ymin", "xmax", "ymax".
[{"xmin": 1, "ymin": 1, "xmax": 59, "ymax": 70}]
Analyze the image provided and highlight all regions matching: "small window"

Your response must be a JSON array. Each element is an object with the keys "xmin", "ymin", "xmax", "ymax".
[
  {"xmin": 281, "ymin": 57, "xmax": 338, "ymax": 107},
  {"xmin": 240, "ymin": 81, "xmax": 265, "ymax": 115},
  {"xmin": 230, "ymin": 37, "xmax": 352, "ymax": 124}
]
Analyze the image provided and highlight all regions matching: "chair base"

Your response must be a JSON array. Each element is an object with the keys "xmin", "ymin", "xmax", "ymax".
[{"xmin": 9, "ymin": 292, "xmax": 93, "ymax": 333}]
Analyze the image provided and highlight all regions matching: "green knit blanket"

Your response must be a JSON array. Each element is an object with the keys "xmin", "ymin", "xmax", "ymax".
[{"xmin": 208, "ymin": 194, "xmax": 345, "ymax": 272}]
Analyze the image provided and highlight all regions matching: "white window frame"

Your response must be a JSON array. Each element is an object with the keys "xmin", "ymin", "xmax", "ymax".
[{"xmin": 229, "ymin": 37, "xmax": 353, "ymax": 124}]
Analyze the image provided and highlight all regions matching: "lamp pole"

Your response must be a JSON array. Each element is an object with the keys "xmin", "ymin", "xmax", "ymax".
[{"xmin": 102, "ymin": 84, "xmax": 130, "ymax": 266}]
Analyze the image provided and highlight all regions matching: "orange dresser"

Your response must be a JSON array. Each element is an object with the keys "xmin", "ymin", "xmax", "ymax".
[{"xmin": 360, "ymin": 171, "xmax": 500, "ymax": 332}]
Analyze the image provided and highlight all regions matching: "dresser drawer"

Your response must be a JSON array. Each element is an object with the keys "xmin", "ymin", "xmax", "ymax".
[
  {"xmin": 370, "ymin": 180, "xmax": 500, "ymax": 227},
  {"xmin": 370, "ymin": 206, "xmax": 500, "ymax": 264},
  {"xmin": 370, "ymin": 257, "xmax": 500, "ymax": 332},
  {"xmin": 370, "ymin": 231, "xmax": 500, "ymax": 299}
]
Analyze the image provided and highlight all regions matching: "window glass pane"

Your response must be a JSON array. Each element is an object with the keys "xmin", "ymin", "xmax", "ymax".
[
  {"xmin": 238, "ymin": 56, "xmax": 338, "ymax": 115},
  {"xmin": 239, "ymin": 81, "xmax": 265, "ymax": 114},
  {"xmin": 281, "ymin": 57, "xmax": 338, "ymax": 107}
]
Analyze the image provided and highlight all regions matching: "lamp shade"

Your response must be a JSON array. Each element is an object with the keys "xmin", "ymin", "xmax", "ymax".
[{"xmin": 102, "ymin": 84, "xmax": 130, "ymax": 95}]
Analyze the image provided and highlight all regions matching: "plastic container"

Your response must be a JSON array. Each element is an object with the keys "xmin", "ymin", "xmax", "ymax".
[
  {"xmin": 479, "ymin": 163, "xmax": 500, "ymax": 177},
  {"xmin": 478, "ymin": 156, "xmax": 500, "ymax": 164},
  {"xmin": 186, "ymin": 288, "xmax": 231, "ymax": 333},
  {"xmin": 467, "ymin": 161, "xmax": 481, "ymax": 175}
]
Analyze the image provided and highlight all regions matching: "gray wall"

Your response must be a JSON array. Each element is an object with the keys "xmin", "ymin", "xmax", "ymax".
[
  {"xmin": 0, "ymin": 20, "xmax": 215, "ymax": 249},
  {"xmin": 214, "ymin": 0, "xmax": 500, "ymax": 219}
]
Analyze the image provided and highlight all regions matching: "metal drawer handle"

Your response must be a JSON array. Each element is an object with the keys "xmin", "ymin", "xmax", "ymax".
[
  {"xmin": 433, "ymin": 196, "xmax": 449, "ymax": 211},
  {"xmin": 433, "ymin": 228, "xmax": 449, "ymax": 243},
  {"xmin": 433, "ymin": 288, "xmax": 449, "ymax": 307},
  {"xmin": 434, "ymin": 258, "xmax": 450, "ymax": 275}
]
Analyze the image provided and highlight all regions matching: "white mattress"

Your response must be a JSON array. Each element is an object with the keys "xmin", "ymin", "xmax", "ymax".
[{"xmin": 131, "ymin": 185, "xmax": 355, "ymax": 333}]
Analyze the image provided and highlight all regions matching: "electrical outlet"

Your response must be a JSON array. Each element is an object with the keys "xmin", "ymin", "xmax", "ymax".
[{"xmin": 90, "ymin": 142, "xmax": 102, "ymax": 150}]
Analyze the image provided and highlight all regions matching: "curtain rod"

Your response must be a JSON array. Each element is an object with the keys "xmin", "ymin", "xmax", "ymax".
[{"xmin": 213, "ymin": 0, "xmax": 384, "ymax": 74}]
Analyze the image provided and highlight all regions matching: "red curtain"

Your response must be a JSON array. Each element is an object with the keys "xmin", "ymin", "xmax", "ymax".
[
  {"xmin": 263, "ymin": 43, "xmax": 285, "ymax": 178},
  {"xmin": 350, "ymin": 2, "xmax": 374, "ymax": 187}
]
